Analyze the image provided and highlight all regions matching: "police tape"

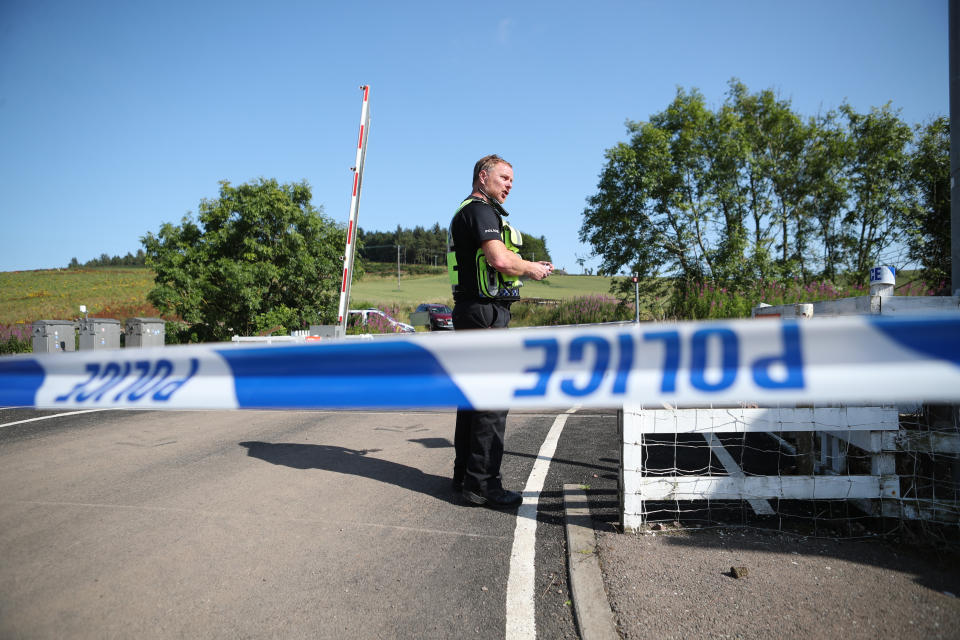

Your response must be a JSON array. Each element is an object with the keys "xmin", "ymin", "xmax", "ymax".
[{"xmin": 1, "ymin": 315, "xmax": 959, "ymax": 411}]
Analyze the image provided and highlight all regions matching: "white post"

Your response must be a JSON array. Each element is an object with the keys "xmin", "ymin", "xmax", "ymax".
[
  {"xmin": 869, "ymin": 265, "xmax": 895, "ymax": 297},
  {"xmin": 336, "ymin": 85, "xmax": 372, "ymax": 337}
]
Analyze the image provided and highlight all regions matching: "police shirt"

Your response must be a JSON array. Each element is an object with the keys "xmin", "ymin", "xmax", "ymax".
[{"xmin": 449, "ymin": 198, "xmax": 503, "ymax": 303}]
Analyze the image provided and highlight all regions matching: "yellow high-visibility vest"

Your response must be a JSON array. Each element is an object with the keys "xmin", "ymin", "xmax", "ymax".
[{"xmin": 447, "ymin": 197, "xmax": 523, "ymax": 300}]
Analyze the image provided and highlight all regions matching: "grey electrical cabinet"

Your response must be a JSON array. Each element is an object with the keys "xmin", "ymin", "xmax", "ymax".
[
  {"xmin": 78, "ymin": 318, "xmax": 121, "ymax": 351},
  {"xmin": 31, "ymin": 320, "xmax": 77, "ymax": 353},
  {"xmin": 125, "ymin": 317, "xmax": 165, "ymax": 347},
  {"xmin": 309, "ymin": 325, "xmax": 338, "ymax": 338}
]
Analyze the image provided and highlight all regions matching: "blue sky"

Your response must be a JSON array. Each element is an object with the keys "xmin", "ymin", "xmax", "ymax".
[{"xmin": 0, "ymin": 0, "xmax": 948, "ymax": 276}]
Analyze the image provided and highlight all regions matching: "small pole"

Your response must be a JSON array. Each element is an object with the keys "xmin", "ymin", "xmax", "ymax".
[
  {"xmin": 397, "ymin": 245, "xmax": 401, "ymax": 289},
  {"xmin": 633, "ymin": 275, "xmax": 640, "ymax": 323}
]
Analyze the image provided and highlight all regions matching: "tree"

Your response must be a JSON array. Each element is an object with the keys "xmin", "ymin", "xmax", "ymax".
[
  {"xmin": 356, "ymin": 222, "xmax": 550, "ymax": 267},
  {"xmin": 840, "ymin": 103, "xmax": 913, "ymax": 275},
  {"xmin": 800, "ymin": 110, "xmax": 851, "ymax": 282},
  {"xmin": 906, "ymin": 116, "xmax": 951, "ymax": 289},
  {"xmin": 142, "ymin": 178, "xmax": 346, "ymax": 341},
  {"xmin": 521, "ymin": 234, "xmax": 551, "ymax": 263},
  {"xmin": 581, "ymin": 80, "xmax": 930, "ymax": 304},
  {"xmin": 728, "ymin": 83, "xmax": 811, "ymax": 279},
  {"xmin": 580, "ymin": 88, "xmax": 714, "ymax": 297}
]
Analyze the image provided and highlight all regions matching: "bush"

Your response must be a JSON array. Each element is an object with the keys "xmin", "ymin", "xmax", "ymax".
[
  {"xmin": 346, "ymin": 304, "xmax": 411, "ymax": 335},
  {"xmin": 668, "ymin": 276, "xmax": 941, "ymax": 321},
  {"xmin": 0, "ymin": 323, "xmax": 32, "ymax": 354},
  {"xmin": 512, "ymin": 295, "xmax": 633, "ymax": 326}
]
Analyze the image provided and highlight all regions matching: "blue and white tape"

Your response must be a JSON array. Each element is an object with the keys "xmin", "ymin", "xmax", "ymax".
[{"xmin": 1, "ymin": 315, "xmax": 959, "ymax": 410}]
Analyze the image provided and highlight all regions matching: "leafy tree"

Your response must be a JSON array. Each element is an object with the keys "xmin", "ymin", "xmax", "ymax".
[
  {"xmin": 142, "ymin": 178, "xmax": 346, "ymax": 341},
  {"xmin": 581, "ymin": 80, "xmax": 931, "ymax": 306},
  {"xmin": 521, "ymin": 234, "xmax": 551, "ymax": 263},
  {"xmin": 840, "ymin": 103, "xmax": 913, "ymax": 274},
  {"xmin": 69, "ymin": 250, "xmax": 147, "ymax": 268},
  {"xmin": 580, "ymin": 88, "xmax": 713, "ymax": 299},
  {"xmin": 356, "ymin": 228, "xmax": 397, "ymax": 262},
  {"xmin": 356, "ymin": 221, "xmax": 552, "ymax": 267},
  {"xmin": 906, "ymin": 116, "xmax": 951, "ymax": 289},
  {"xmin": 800, "ymin": 110, "xmax": 851, "ymax": 281},
  {"xmin": 730, "ymin": 84, "xmax": 811, "ymax": 279}
]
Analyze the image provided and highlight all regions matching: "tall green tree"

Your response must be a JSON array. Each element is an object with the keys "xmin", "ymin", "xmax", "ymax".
[
  {"xmin": 840, "ymin": 103, "xmax": 913, "ymax": 275},
  {"xmin": 581, "ymin": 88, "xmax": 713, "ymax": 299},
  {"xmin": 356, "ymin": 222, "xmax": 552, "ymax": 266},
  {"xmin": 800, "ymin": 111, "xmax": 851, "ymax": 281},
  {"xmin": 142, "ymin": 178, "xmax": 346, "ymax": 341},
  {"xmin": 581, "ymin": 80, "xmax": 929, "ymax": 303},
  {"xmin": 700, "ymin": 97, "xmax": 750, "ymax": 288},
  {"xmin": 906, "ymin": 116, "xmax": 951, "ymax": 289},
  {"xmin": 521, "ymin": 234, "xmax": 551, "ymax": 263}
]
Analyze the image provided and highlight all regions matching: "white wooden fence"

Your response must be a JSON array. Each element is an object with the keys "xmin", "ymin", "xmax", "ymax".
[
  {"xmin": 613, "ymin": 290, "xmax": 955, "ymax": 532},
  {"xmin": 619, "ymin": 404, "xmax": 903, "ymax": 530}
]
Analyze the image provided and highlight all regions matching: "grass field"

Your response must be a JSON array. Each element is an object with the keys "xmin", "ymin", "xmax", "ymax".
[
  {"xmin": 0, "ymin": 266, "xmax": 616, "ymax": 328},
  {"xmin": 1, "ymin": 264, "xmax": 935, "ymax": 343},
  {"xmin": 348, "ymin": 272, "xmax": 614, "ymax": 307},
  {"xmin": 0, "ymin": 267, "xmax": 161, "ymax": 326}
]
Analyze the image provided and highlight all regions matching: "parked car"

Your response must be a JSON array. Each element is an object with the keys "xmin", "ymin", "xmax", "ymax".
[
  {"xmin": 410, "ymin": 303, "xmax": 454, "ymax": 331},
  {"xmin": 347, "ymin": 309, "xmax": 415, "ymax": 334}
]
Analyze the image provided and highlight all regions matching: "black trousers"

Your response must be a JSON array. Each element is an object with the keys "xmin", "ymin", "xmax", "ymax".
[{"xmin": 452, "ymin": 299, "xmax": 511, "ymax": 494}]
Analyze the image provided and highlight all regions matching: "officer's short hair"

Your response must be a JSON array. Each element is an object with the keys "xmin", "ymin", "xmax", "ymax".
[{"xmin": 472, "ymin": 154, "xmax": 512, "ymax": 189}]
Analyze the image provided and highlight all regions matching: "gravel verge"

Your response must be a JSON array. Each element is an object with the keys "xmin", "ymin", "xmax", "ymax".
[{"xmin": 597, "ymin": 527, "xmax": 960, "ymax": 640}]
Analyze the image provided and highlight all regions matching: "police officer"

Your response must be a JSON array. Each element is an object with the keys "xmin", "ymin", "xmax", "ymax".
[{"xmin": 447, "ymin": 154, "xmax": 553, "ymax": 507}]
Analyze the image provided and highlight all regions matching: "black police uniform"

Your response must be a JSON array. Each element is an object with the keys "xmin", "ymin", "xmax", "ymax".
[{"xmin": 448, "ymin": 197, "xmax": 516, "ymax": 502}]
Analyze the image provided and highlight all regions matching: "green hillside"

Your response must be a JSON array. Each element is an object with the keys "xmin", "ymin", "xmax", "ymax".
[
  {"xmin": 0, "ymin": 267, "xmax": 160, "ymax": 326},
  {"xmin": 0, "ymin": 266, "xmax": 616, "ymax": 327},
  {"xmin": 348, "ymin": 272, "xmax": 613, "ymax": 307}
]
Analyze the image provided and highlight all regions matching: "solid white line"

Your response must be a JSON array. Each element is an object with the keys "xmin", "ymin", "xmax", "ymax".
[
  {"xmin": 505, "ymin": 406, "xmax": 578, "ymax": 640},
  {"xmin": 0, "ymin": 409, "xmax": 114, "ymax": 429}
]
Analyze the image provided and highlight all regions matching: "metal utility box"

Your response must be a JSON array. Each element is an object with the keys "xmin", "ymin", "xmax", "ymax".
[
  {"xmin": 125, "ymin": 317, "xmax": 165, "ymax": 347},
  {"xmin": 78, "ymin": 318, "xmax": 121, "ymax": 351},
  {"xmin": 309, "ymin": 325, "xmax": 339, "ymax": 338},
  {"xmin": 31, "ymin": 320, "xmax": 77, "ymax": 353}
]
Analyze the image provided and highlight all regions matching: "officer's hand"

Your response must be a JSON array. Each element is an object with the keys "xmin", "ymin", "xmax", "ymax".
[{"xmin": 527, "ymin": 261, "xmax": 553, "ymax": 281}]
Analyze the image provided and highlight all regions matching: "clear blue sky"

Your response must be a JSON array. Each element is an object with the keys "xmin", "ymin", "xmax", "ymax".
[{"xmin": 0, "ymin": 0, "xmax": 948, "ymax": 275}]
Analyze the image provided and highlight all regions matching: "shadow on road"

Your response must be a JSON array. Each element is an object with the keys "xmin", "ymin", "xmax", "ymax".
[
  {"xmin": 238, "ymin": 441, "xmax": 459, "ymax": 505},
  {"xmin": 407, "ymin": 437, "xmax": 453, "ymax": 449}
]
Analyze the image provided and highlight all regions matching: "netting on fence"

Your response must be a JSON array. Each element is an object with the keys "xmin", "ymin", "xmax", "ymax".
[{"xmin": 620, "ymin": 403, "xmax": 960, "ymax": 547}]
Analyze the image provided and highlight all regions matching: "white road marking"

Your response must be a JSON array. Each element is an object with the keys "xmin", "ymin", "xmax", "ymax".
[
  {"xmin": 0, "ymin": 409, "xmax": 114, "ymax": 429},
  {"xmin": 505, "ymin": 406, "xmax": 578, "ymax": 640}
]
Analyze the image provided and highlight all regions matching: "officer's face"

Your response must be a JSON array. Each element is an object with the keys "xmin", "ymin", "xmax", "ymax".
[{"xmin": 480, "ymin": 163, "xmax": 513, "ymax": 204}]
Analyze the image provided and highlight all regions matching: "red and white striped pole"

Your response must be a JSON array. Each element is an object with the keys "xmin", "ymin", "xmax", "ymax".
[{"xmin": 336, "ymin": 85, "xmax": 371, "ymax": 336}]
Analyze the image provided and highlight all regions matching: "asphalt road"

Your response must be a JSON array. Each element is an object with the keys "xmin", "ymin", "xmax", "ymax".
[{"xmin": 0, "ymin": 405, "xmax": 621, "ymax": 639}]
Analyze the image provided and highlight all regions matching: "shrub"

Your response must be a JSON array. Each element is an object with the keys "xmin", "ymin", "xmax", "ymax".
[
  {"xmin": 512, "ymin": 295, "xmax": 633, "ymax": 326},
  {"xmin": 0, "ymin": 323, "xmax": 32, "ymax": 355},
  {"xmin": 668, "ymin": 276, "xmax": 940, "ymax": 320},
  {"xmin": 346, "ymin": 305, "xmax": 411, "ymax": 334}
]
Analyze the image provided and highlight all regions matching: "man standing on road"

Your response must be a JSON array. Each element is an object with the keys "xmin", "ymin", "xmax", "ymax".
[{"xmin": 446, "ymin": 154, "xmax": 554, "ymax": 508}]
